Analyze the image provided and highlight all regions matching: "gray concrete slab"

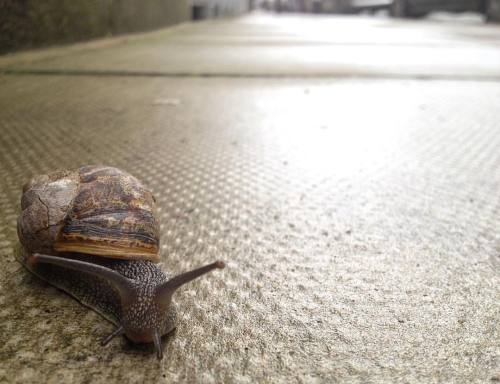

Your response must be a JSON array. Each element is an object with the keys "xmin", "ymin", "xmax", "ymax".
[
  {"xmin": 2, "ymin": 14, "xmax": 500, "ymax": 79},
  {"xmin": 0, "ymin": 13, "xmax": 499, "ymax": 384}
]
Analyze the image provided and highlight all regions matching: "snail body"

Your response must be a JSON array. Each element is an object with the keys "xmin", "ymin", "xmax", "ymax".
[{"xmin": 17, "ymin": 166, "xmax": 224, "ymax": 359}]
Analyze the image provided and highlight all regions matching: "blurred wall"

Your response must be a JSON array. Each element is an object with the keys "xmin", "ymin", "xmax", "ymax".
[
  {"xmin": 275, "ymin": 0, "xmax": 354, "ymax": 13},
  {"xmin": 488, "ymin": 0, "xmax": 500, "ymax": 21},
  {"xmin": 0, "ymin": 0, "xmax": 190, "ymax": 54},
  {"xmin": 191, "ymin": 0, "xmax": 251, "ymax": 19}
]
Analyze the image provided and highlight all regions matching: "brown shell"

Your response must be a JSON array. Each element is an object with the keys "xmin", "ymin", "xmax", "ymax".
[{"xmin": 17, "ymin": 166, "xmax": 160, "ymax": 262}]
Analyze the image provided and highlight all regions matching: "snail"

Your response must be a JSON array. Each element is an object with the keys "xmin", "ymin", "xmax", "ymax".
[{"xmin": 16, "ymin": 165, "xmax": 225, "ymax": 359}]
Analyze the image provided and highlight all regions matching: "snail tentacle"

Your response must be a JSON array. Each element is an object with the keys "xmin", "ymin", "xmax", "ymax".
[
  {"xmin": 32, "ymin": 253, "xmax": 135, "ymax": 301},
  {"xmin": 153, "ymin": 330, "xmax": 163, "ymax": 360},
  {"xmin": 101, "ymin": 325, "xmax": 125, "ymax": 346}
]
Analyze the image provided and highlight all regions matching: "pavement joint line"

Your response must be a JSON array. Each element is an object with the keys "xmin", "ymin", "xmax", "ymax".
[{"xmin": 2, "ymin": 68, "xmax": 500, "ymax": 82}]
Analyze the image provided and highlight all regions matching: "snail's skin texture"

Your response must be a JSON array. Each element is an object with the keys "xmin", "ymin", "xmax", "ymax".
[
  {"xmin": 20, "ymin": 250, "xmax": 178, "ymax": 341},
  {"xmin": 16, "ymin": 166, "xmax": 225, "ymax": 359}
]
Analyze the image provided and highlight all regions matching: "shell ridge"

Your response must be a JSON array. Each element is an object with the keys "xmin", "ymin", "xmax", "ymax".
[{"xmin": 54, "ymin": 168, "xmax": 83, "ymax": 244}]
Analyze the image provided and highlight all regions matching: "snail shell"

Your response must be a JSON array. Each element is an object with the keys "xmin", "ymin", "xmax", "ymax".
[{"xmin": 18, "ymin": 165, "xmax": 160, "ymax": 261}]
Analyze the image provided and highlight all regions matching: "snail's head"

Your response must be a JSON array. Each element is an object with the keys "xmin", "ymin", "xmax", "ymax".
[{"xmin": 112, "ymin": 261, "xmax": 226, "ymax": 358}]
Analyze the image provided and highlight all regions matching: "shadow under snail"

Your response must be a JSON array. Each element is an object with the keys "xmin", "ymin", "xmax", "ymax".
[{"xmin": 16, "ymin": 165, "xmax": 225, "ymax": 359}]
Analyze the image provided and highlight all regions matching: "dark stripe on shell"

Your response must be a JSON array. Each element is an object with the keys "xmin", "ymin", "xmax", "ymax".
[{"xmin": 56, "ymin": 166, "xmax": 160, "ymax": 258}]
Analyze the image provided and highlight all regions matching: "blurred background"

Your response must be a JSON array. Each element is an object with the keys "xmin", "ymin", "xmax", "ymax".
[
  {"xmin": 1, "ymin": 0, "xmax": 499, "ymax": 53},
  {"xmin": 0, "ymin": 1, "xmax": 499, "ymax": 383},
  {"xmin": 264, "ymin": 0, "xmax": 498, "ymax": 18}
]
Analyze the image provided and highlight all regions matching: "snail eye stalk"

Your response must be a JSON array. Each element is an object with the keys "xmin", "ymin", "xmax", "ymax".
[{"xmin": 155, "ymin": 261, "xmax": 225, "ymax": 308}]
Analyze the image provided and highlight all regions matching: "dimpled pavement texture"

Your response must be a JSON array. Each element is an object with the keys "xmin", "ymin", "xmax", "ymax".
[{"xmin": 0, "ymin": 75, "xmax": 499, "ymax": 384}]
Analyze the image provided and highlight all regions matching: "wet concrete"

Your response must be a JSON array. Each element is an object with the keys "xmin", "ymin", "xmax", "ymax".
[{"xmin": 0, "ymin": 13, "xmax": 499, "ymax": 384}]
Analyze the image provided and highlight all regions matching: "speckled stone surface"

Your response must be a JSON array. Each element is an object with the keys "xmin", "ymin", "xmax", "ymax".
[{"xmin": 0, "ymin": 14, "xmax": 499, "ymax": 384}]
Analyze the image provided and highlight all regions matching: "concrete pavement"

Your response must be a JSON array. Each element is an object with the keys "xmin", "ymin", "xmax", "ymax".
[
  {"xmin": 0, "ymin": 13, "xmax": 499, "ymax": 384},
  {"xmin": 2, "ymin": 13, "xmax": 500, "ymax": 79}
]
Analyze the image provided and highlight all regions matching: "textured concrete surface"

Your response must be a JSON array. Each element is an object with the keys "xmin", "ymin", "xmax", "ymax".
[
  {"xmin": 0, "ymin": 13, "xmax": 499, "ymax": 384},
  {"xmin": 2, "ymin": 14, "xmax": 500, "ymax": 79}
]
